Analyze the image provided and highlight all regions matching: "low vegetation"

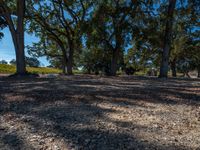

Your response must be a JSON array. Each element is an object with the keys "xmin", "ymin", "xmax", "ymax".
[{"xmin": 0, "ymin": 64, "xmax": 61, "ymax": 74}]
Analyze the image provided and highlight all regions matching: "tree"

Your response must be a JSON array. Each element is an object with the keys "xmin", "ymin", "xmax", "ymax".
[
  {"xmin": 0, "ymin": 60, "xmax": 8, "ymax": 64},
  {"xmin": 25, "ymin": 56, "xmax": 40, "ymax": 67},
  {"xmin": 159, "ymin": 0, "xmax": 177, "ymax": 78},
  {"xmin": 85, "ymin": 0, "xmax": 149, "ymax": 76},
  {"xmin": 177, "ymin": 38, "xmax": 200, "ymax": 78},
  {"xmin": 126, "ymin": 0, "xmax": 199, "ymax": 78},
  {"xmin": 9, "ymin": 59, "xmax": 16, "ymax": 65},
  {"xmin": 27, "ymin": 37, "xmax": 65, "ymax": 70},
  {"xmin": 0, "ymin": 0, "xmax": 26, "ymax": 75},
  {"xmin": 27, "ymin": 0, "xmax": 90, "ymax": 75},
  {"xmin": 167, "ymin": 0, "xmax": 200, "ymax": 77},
  {"xmin": 79, "ymin": 46, "xmax": 110, "ymax": 75}
]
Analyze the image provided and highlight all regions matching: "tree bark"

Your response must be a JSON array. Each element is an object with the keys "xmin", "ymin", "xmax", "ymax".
[
  {"xmin": 87, "ymin": 68, "xmax": 91, "ymax": 74},
  {"xmin": 110, "ymin": 27, "xmax": 122, "ymax": 76},
  {"xmin": 185, "ymin": 72, "xmax": 191, "ymax": 78},
  {"xmin": 1, "ymin": 0, "xmax": 26, "ymax": 75},
  {"xmin": 110, "ymin": 48, "xmax": 119, "ymax": 76},
  {"xmin": 66, "ymin": 40, "xmax": 74, "ymax": 75},
  {"xmin": 198, "ymin": 67, "xmax": 200, "ymax": 78},
  {"xmin": 15, "ymin": 0, "xmax": 26, "ymax": 74},
  {"xmin": 67, "ymin": 59, "xmax": 73, "ymax": 75},
  {"xmin": 62, "ymin": 52, "xmax": 68, "ymax": 75},
  {"xmin": 170, "ymin": 59, "xmax": 177, "ymax": 77},
  {"xmin": 159, "ymin": 0, "xmax": 176, "ymax": 78}
]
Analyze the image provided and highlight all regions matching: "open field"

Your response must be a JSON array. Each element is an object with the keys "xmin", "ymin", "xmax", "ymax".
[{"xmin": 0, "ymin": 75, "xmax": 200, "ymax": 150}]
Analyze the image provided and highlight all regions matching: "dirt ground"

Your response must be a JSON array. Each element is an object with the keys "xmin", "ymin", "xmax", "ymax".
[{"xmin": 0, "ymin": 75, "xmax": 200, "ymax": 150}]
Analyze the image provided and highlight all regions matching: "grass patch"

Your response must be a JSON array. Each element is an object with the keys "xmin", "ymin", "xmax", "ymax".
[
  {"xmin": 0, "ymin": 64, "xmax": 61, "ymax": 74},
  {"xmin": 0, "ymin": 64, "xmax": 185, "ymax": 76},
  {"xmin": 27, "ymin": 67, "xmax": 62, "ymax": 74},
  {"xmin": 0, "ymin": 64, "xmax": 16, "ymax": 74}
]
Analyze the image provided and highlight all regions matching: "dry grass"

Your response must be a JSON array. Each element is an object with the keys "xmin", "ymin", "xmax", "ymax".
[{"xmin": 0, "ymin": 64, "xmax": 61, "ymax": 74}]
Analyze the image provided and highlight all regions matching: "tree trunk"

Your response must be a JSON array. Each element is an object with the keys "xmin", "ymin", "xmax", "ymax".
[
  {"xmin": 110, "ymin": 48, "xmax": 119, "ymax": 76},
  {"xmin": 62, "ymin": 66, "xmax": 67, "ymax": 74},
  {"xmin": 87, "ymin": 68, "xmax": 91, "ymax": 74},
  {"xmin": 66, "ymin": 41, "xmax": 74, "ymax": 75},
  {"xmin": 159, "ymin": 0, "xmax": 176, "ymax": 78},
  {"xmin": 15, "ymin": 0, "xmax": 26, "ymax": 75},
  {"xmin": 198, "ymin": 67, "xmax": 200, "ymax": 78},
  {"xmin": 1, "ymin": 0, "xmax": 26, "ymax": 75},
  {"xmin": 186, "ymin": 72, "xmax": 191, "ymax": 78},
  {"xmin": 67, "ymin": 61, "xmax": 73, "ymax": 75},
  {"xmin": 170, "ymin": 59, "xmax": 177, "ymax": 77},
  {"xmin": 62, "ymin": 56, "xmax": 67, "ymax": 75}
]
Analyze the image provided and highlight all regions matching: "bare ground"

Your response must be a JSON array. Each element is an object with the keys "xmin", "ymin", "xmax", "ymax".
[{"xmin": 0, "ymin": 75, "xmax": 200, "ymax": 150}]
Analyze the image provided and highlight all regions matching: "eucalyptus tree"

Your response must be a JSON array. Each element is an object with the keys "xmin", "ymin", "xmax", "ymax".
[
  {"xmin": 27, "ymin": 0, "xmax": 91, "ymax": 75},
  {"xmin": 0, "ymin": 0, "xmax": 26, "ymax": 74}
]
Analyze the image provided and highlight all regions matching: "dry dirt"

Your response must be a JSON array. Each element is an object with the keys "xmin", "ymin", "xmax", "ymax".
[{"xmin": 0, "ymin": 75, "xmax": 200, "ymax": 150}]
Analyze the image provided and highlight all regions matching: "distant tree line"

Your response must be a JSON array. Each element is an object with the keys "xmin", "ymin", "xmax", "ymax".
[
  {"xmin": 0, "ymin": 57, "xmax": 40, "ymax": 67},
  {"xmin": 0, "ymin": 0, "xmax": 199, "ymax": 77}
]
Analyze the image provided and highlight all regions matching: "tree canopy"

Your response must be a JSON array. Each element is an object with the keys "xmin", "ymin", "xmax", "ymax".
[{"xmin": 0, "ymin": 0, "xmax": 199, "ymax": 77}]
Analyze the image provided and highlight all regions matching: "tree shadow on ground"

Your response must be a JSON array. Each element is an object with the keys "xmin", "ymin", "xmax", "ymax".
[
  {"xmin": 0, "ymin": 127, "xmax": 35, "ymax": 150},
  {"xmin": 0, "ymin": 75, "xmax": 199, "ymax": 149}
]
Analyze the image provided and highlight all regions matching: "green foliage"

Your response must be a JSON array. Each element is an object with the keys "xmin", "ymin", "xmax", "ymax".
[
  {"xmin": 0, "ymin": 17, "xmax": 7, "ymax": 39},
  {"xmin": 25, "ymin": 56, "xmax": 40, "ymax": 67},
  {"xmin": 1, "ymin": 0, "xmax": 200, "ymax": 77},
  {"xmin": 9, "ymin": 57, "xmax": 40, "ymax": 68},
  {"xmin": 79, "ymin": 47, "xmax": 110, "ymax": 74},
  {"xmin": 26, "ymin": 0, "xmax": 92, "ymax": 74},
  {"xmin": 9, "ymin": 59, "xmax": 16, "ymax": 65},
  {"xmin": 82, "ymin": 0, "xmax": 154, "ymax": 75},
  {"xmin": 0, "ymin": 60, "xmax": 8, "ymax": 64}
]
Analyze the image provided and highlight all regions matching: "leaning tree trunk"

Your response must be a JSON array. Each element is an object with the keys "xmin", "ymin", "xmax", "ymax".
[
  {"xmin": 159, "ymin": 0, "xmax": 176, "ymax": 78},
  {"xmin": 185, "ymin": 71, "xmax": 191, "ymax": 78},
  {"xmin": 1, "ymin": 0, "xmax": 26, "ymax": 75},
  {"xmin": 170, "ymin": 59, "xmax": 177, "ymax": 77}
]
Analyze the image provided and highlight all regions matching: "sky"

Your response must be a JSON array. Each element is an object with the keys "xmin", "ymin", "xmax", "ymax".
[{"xmin": 0, "ymin": 28, "xmax": 50, "ymax": 66}]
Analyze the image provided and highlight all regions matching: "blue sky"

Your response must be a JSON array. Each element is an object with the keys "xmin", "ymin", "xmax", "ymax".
[{"xmin": 0, "ymin": 28, "xmax": 50, "ymax": 66}]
